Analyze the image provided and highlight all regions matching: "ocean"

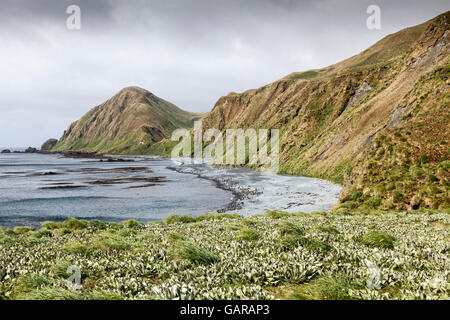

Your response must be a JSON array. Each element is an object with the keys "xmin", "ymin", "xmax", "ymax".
[{"xmin": 0, "ymin": 153, "xmax": 342, "ymax": 228}]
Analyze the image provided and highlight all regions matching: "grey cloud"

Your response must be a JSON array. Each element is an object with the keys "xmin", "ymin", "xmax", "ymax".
[{"xmin": 0, "ymin": 0, "xmax": 448, "ymax": 147}]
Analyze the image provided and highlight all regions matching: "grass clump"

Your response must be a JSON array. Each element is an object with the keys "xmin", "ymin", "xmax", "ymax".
[
  {"xmin": 288, "ymin": 275, "xmax": 354, "ymax": 300},
  {"xmin": 170, "ymin": 241, "xmax": 218, "ymax": 265},
  {"xmin": 266, "ymin": 210, "xmax": 290, "ymax": 219},
  {"xmin": 52, "ymin": 261, "xmax": 91, "ymax": 280},
  {"xmin": 167, "ymin": 232, "xmax": 186, "ymax": 242},
  {"xmin": 41, "ymin": 221, "xmax": 64, "ymax": 230},
  {"xmin": 88, "ymin": 219, "xmax": 107, "ymax": 230},
  {"xmin": 318, "ymin": 226, "xmax": 340, "ymax": 235},
  {"xmin": 18, "ymin": 287, "xmax": 124, "ymax": 300},
  {"xmin": 361, "ymin": 231, "xmax": 396, "ymax": 249},
  {"xmin": 196, "ymin": 212, "xmax": 241, "ymax": 222},
  {"xmin": 11, "ymin": 274, "xmax": 50, "ymax": 299},
  {"xmin": 164, "ymin": 215, "xmax": 196, "ymax": 225},
  {"xmin": 281, "ymin": 235, "xmax": 331, "ymax": 253},
  {"xmin": 91, "ymin": 232, "xmax": 130, "ymax": 251},
  {"xmin": 64, "ymin": 218, "xmax": 88, "ymax": 230},
  {"xmin": 122, "ymin": 219, "xmax": 144, "ymax": 229},
  {"xmin": 367, "ymin": 195, "xmax": 382, "ymax": 208},
  {"xmin": 63, "ymin": 242, "xmax": 91, "ymax": 256},
  {"xmin": 236, "ymin": 228, "xmax": 260, "ymax": 241},
  {"xmin": 30, "ymin": 229, "xmax": 53, "ymax": 239},
  {"xmin": 280, "ymin": 222, "xmax": 305, "ymax": 236},
  {"xmin": 13, "ymin": 226, "xmax": 36, "ymax": 235}
]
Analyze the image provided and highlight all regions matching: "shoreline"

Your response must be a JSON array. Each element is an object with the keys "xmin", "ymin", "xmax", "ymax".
[
  {"xmin": 0, "ymin": 152, "xmax": 343, "ymax": 228},
  {"xmin": 166, "ymin": 165, "xmax": 262, "ymax": 213}
]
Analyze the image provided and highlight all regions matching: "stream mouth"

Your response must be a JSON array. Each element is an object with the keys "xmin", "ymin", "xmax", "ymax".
[{"xmin": 0, "ymin": 153, "xmax": 342, "ymax": 228}]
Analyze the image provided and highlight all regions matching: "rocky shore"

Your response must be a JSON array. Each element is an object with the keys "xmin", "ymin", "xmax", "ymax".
[{"xmin": 167, "ymin": 165, "xmax": 262, "ymax": 212}]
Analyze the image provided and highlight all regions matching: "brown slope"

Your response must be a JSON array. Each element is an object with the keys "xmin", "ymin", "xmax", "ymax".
[
  {"xmin": 202, "ymin": 11, "xmax": 450, "ymax": 210},
  {"xmin": 53, "ymin": 86, "xmax": 198, "ymax": 154}
]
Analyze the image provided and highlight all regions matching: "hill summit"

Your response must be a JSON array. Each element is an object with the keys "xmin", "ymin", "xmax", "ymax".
[{"xmin": 53, "ymin": 86, "xmax": 198, "ymax": 154}]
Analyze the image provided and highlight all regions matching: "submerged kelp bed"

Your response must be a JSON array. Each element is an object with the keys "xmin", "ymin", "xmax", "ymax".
[{"xmin": 0, "ymin": 211, "xmax": 449, "ymax": 300}]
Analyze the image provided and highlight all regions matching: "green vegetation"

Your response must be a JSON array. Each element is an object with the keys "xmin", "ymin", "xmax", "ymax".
[
  {"xmin": 290, "ymin": 71, "xmax": 319, "ymax": 80},
  {"xmin": 236, "ymin": 228, "xmax": 260, "ymax": 241},
  {"xmin": 284, "ymin": 274, "xmax": 355, "ymax": 300},
  {"xmin": 1, "ymin": 211, "xmax": 448, "ymax": 300},
  {"xmin": 170, "ymin": 241, "xmax": 218, "ymax": 265},
  {"xmin": 52, "ymin": 87, "xmax": 198, "ymax": 154},
  {"xmin": 361, "ymin": 231, "xmax": 396, "ymax": 249}
]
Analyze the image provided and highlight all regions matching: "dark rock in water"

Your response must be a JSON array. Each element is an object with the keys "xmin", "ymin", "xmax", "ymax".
[
  {"xmin": 25, "ymin": 147, "xmax": 38, "ymax": 153},
  {"xmin": 41, "ymin": 138, "xmax": 58, "ymax": 151},
  {"xmin": 39, "ymin": 185, "xmax": 88, "ymax": 190},
  {"xmin": 1, "ymin": 149, "xmax": 11, "ymax": 153}
]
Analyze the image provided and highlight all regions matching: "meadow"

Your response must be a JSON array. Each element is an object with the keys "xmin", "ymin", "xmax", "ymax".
[{"xmin": 0, "ymin": 210, "xmax": 448, "ymax": 300}]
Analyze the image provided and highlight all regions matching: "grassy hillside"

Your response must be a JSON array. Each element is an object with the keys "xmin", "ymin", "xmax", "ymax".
[
  {"xmin": 52, "ymin": 87, "xmax": 199, "ymax": 154},
  {"xmin": 199, "ymin": 12, "xmax": 450, "ymax": 211},
  {"xmin": 50, "ymin": 13, "xmax": 449, "ymax": 211}
]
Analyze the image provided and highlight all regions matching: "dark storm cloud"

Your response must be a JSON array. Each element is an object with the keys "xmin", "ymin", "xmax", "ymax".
[{"xmin": 0, "ymin": 0, "xmax": 448, "ymax": 147}]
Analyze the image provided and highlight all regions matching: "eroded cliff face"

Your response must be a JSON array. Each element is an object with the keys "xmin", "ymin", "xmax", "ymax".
[
  {"xmin": 53, "ymin": 86, "xmax": 197, "ymax": 154},
  {"xmin": 202, "ymin": 12, "xmax": 450, "ymax": 210}
]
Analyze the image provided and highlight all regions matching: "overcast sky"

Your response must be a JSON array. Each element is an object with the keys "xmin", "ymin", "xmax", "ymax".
[{"xmin": 0, "ymin": 0, "xmax": 448, "ymax": 147}]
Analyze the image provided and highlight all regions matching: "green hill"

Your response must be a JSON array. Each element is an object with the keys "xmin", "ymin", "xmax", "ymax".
[{"xmin": 52, "ymin": 86, "xmax": 200, "ymax": 154}]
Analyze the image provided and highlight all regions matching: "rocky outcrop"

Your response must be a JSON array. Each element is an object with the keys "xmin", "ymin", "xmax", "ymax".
[
  {"xmin": 25, "ymin": 147, "xmax": 38, "ymax": 153},
  {"xmin": 41, "ymin": 139, "xmax": 58, "ymax": 151},
  {"xmin": 1, "ymin": 149, "xmax": 11, "ymax": 153}
]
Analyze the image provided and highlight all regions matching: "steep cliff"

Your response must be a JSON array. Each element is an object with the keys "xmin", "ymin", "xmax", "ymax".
[{"xmin": 201, "ymin": 12, "xmax": 450, "ymax": 210}]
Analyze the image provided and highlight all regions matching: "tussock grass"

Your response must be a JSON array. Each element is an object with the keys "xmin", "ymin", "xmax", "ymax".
[
  {"xmin": 13, "ymin": 226, "xmax": 36, "ymax": 234},
  {"xmin": 64, "ymin": 217, "xmax": 88, "ymax": 230},
  {"xmin": 318, "ymin": 226, "xmax": 340, "ymax": 235},
  {"xmin": 64, "ymin": 242, "xmax": 91, "ymax": 256},
  {"xmin": 164, "ymin": 215, "xmax": 196, "ymax": 225},
  {"xmin": 2, "ymin": 210, "xmax": 449, "ymax": 300},
  {"xmin": 288, "ymin": 274, "xmax": 354, "ymax": 300},
  {"xmin": 266, "ymin": 210, "xmax": 290, "ymax": 219},
  {"xmin": 122, "ymin": 219, "xmax": 144, "ymax": 229},
  {"xmin": 167, "ymin": 232, "xmax": 186, "ymax": 242},
  {"xmin": 164, "ymin": 213, "xmax": 241, "ymax": 225},
  {"xmin": 281, "ymin": 235, "xmax": 332, "ymax": 253},
  {"xmin": 41, "ymin": 221, "xmax": 64, "ymax": 230},
  {"xmin": 170, "ymin": 241, "xmax": 218, "ymax": 265},
  {"xmin": 11, "ymin": 274, "xmax": 50, "ymax": 299},
  {"xmin": 236, "ymin": 228, "xmax": 260, "ymax": 241},
  {"xmin": 361, "ymin": 231, "xmax": 396, "ymax": 249},
  {"xmin": 196, "ymin": 212, "xmax": 241, "ymax": 222},
  {"xmin": 18, "ymin": 287, "xmax": 124, "ymax": 300},
  {"xmin": 88, "ymin": 219, "xmax": 108, "ymax": 230},
  {"xmin": 280, "ymin": 222, "xmax": 305, "ymax": 236}
]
